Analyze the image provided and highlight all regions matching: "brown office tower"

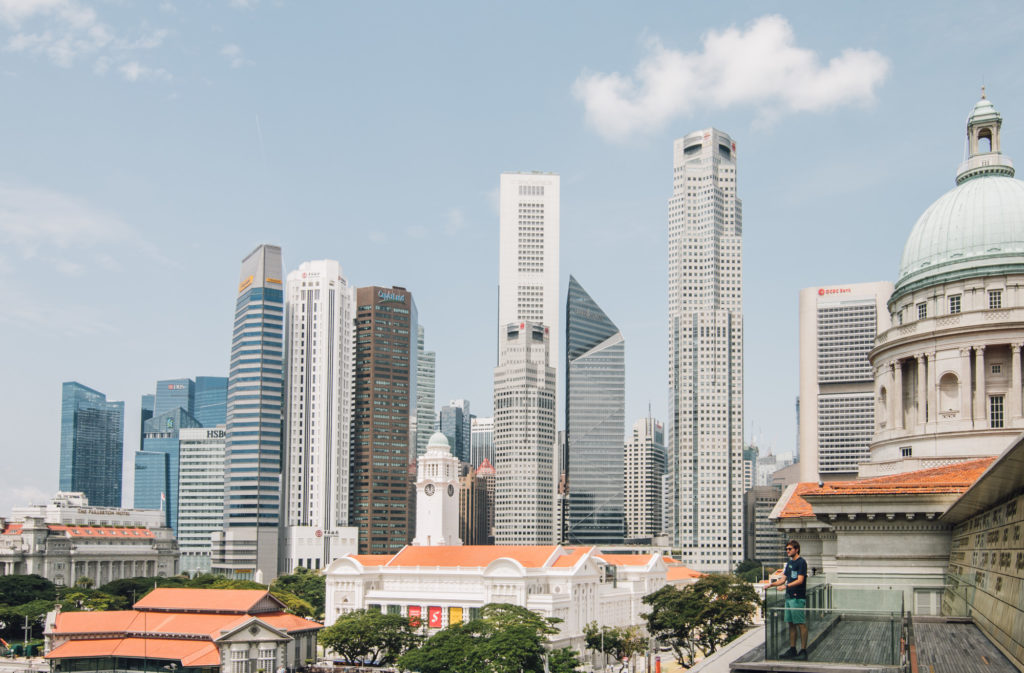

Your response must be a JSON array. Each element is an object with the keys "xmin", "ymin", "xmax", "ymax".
[
  {"xmin": 459, "ymin": 466, "xmax": 489, "ymax": 545},
  {"xmin": 351, "ymin": 286, "xmax": 417, "ymax": 553}
]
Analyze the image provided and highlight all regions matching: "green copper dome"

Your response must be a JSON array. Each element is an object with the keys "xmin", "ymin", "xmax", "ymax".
[{"xmin": 894, "ymin": 96, "xmax": 1024, "ymax": 300}]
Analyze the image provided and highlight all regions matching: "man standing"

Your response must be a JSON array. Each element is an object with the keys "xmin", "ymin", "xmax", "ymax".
[{"xmin": 768, "ymin": 539, "xmax": 808, "ymax": 660}]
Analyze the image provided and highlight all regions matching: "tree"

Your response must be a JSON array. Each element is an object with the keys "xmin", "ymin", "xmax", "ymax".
[
  {"xmin": 642, "ymin": 576, "xmax": 757, "ymax": 668},
  {"xmin": 271, "ymin": 567, "xmax": 325, "ymax": 619},
  {"xmin": 318, "ymin": 609, "xmax": 419, "ymax": 665},
  {"xmin": 547, "ymin": 646, "xmax": 584, "ymax": 673},
  {"xmin": 0, "ymin": 575, "xmax": 55, "ymax": 606},
  {"xmin": 584, "ymin": 622, "xmax": 647, "ymax": 672}
]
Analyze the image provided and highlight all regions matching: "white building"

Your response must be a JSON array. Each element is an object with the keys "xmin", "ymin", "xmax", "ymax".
[
  {"xmin": 493, "ymin": 321, "xmax": 556, "ymax": 544},
  {"xmin": 282, "ymin": 260, "xmax": 358, "ymax": 571},
  {"xmin": 178, "ymin": 426, "xmax": 225, "ymax": 574},
  {"xmin": 415, "ymin": 325, "xmax": 436, "ymax": 457},
  {"xmin": 412, "ymin": 432, "xmax": 462, "ymax": 546},
  {"xmin": 798, "ymin": 282, "xmax": 893, "ymax": 481},
  {"xmin": 624, "ymin": 417, "xmax": 666, "ymax": 540},
  {"xmin": 498, "ymin": 172, "xmax": 560, "ymax": 375},
  {"xmin": 0, "ymin": 492, "xmax": 177, "ymax": 585},
  {"xmin": 667, "ymin": 128, "xmax": 744, "ymax": 571},
  {"xmin": 470, "ymin": 416, "xmax": 494, "ymax": 467}
]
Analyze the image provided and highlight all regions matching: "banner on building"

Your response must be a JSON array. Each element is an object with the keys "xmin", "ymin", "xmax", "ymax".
[
  {"xmin": 408, "ymin": 605, "xmax": 421, "ymax": 627},
  {"xmin": 428, "ymin": 606, "xmax": 443, "ymax": 628},
  {"xmin": 449, "ymin": 606, "xmax": 463, "ymax": 625}
]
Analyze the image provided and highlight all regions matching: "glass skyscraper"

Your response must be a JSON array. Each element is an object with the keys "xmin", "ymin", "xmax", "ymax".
[
  {"xmin": 194, "ymin": 376, "xmax": 228, "ymax": 427},
  {"xmin": 415, "ymin": 325, "xmax": 436, "ymax": 457},
  {"xmin": 59, "ymin": 382, "xmax": 125, "ymax": 508},
  {"xmin": 153, "ymin": 378, "xmax": 194, "ymax": 418},
  {"xmin": 439, "ymin": 400, "xmax": 470, "ymax": 463},
  {"xmin": 564, "ymin": 276, "xmax": 625, "ymax": 544},
  {"xmin": 212, "ymin": 244, "xmax": 284, "ymax": 581},
  {"xmin": 134, "ymin": 407, "xmax": 201, "ymax": 532}
]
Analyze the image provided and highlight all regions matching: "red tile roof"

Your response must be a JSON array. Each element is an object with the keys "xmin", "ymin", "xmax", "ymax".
[
  {"xmin": 46, "ymin": 637, "xmax": 219, "ymax": 666},
  {"xmin": 549, "ymin": 547, "xmax": 592, "ymax": 568},
  {"xmin": 349, "ymin": 554, "xmax": 394, "ymax": 566},
  {"xmin": 133, "ymin": 588, "xmax": 278, "ymax": 613},
  {"xmin": 594, "ymin": 553, "xmax": 654, "ymax": 567},
  {"xmin": 386, "ymin": 545, "xmax": 565, "ymax": 568},
  {"xmin": 667, "ymin": 566, "xmax": 705, "ymax": 581},
  {"xmin": 777, "ymin": 483, "xmax": 817, "ymax": 518},
  {"xmin": 47, "ymin": 524, "xmax": 155, "ymax": 538},
  {"xmin": 2, "ymin": 523, "xmax": 22, "ymax": 535}
]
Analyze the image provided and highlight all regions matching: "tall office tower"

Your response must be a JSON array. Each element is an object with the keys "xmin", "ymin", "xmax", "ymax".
[
  {"xmin": 177, "ymin": 425, "xmax": 226, "ymax": 574},
  {"xmin": 140, "ymin": 394, "xmax": 154, "ymax": 446},
  {"xmin": 742, "ymin": 444, "xmax": 759, "ymax": 491},
  {"xmin": 497, "ymin": 172, "xmax": 560, "ymax": 374},
  {"xmin": 470, "ymin": 416, "xmax": 494, "ymax": 467},
  {"xmin": 476, "ymin": 458, "xmax": 496, "ymax": 544},
  {"xmin": 415, "ymin": 326, "xmax": 436, "ymax": 457},
  {"xmin": 212, "ymin": 244, "xmax": 284, "ymax": 582},
  {"xmin": 667, "ymin": 128, "xmax": 744, "ymax": 571},
  {"xmin": 135, "ymin": 407, "xmax": 200, "ymax": 532},
  {"xmin": 564, "ymin": 276, "xmax": 626, "ymax": 544},
  {"xmin": 623, "ymin": 416, "xmax": 666, "ymax": 541},
  {"xmin": 439, "ymin": 400, "xmax": 471, "ymax": 463},
  {"xmin": 743, "ymin": 484, "xmax": 785, "ymax": 564},
  {"xmin": 351, "ymin": 286, "xmax": 417, "ymax": 553},
  {"xmin": 282, "ymin": 260, "xmax": 357, "ymax": 571},
  {"xmin": 59, "ymin": 382, "xmax": 125, "ymax": 508},
  {"xmin": 661, "ymin": 473, "xmax": 674, "ymax": 538},
  {"xmin": 493, "ymin": 321, "xmax": 556, "ymax": 544},
  {"xmin": 798, "ymin": 282, "xmax": 894, "ymax": 481},
  {"xmin": 153, "ymin": 378, "xmax": 194, "ymax": 418},
  {"xmin": 459, "ymin": 466, "xmax": 489, "ymax": 545},
  {"xmin": 194, "ymin": 376, "xmax": 228, "ymax": 427}
]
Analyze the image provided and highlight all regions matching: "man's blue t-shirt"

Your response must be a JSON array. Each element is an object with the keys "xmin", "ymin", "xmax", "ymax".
[{"xmin": 784, "ymin": 557, "xmax": 807, "ymax": 599}]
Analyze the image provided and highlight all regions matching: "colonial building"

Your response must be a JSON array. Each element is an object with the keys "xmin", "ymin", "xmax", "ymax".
[
  {"xmin": 44, "ymin": 588, "xmax": 321, "ymax": 672},
  {"xmin": 0, "ymin": 492, "xmax": 177, "ymax": 585}
]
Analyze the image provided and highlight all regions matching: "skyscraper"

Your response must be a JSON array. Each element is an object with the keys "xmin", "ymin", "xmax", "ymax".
[
  {"xmin": 153, "ymin": 378, "xmax": 194, "ymax": 418},
  {"xmin": 282, "ymin": 260, "xmax": 356, "ymax": 571},
  {"xmin": 194, "ymin": 376, "xmax": 228, "ymax": 427},
  {"xmin": 212, "ymin": 244, "xmax": 284, "ymax": 581},
  {"xmin": 415, "ymin": 325, "xmax": 436, "ymax": 457},
  {"xmin": 178, "ymin": 425, "xmax": 226, "ymax": 574},
  {"xmin": 351, "ymin": 286, "xmax": 417, "ymax": 553},
  {"xmin": 667, "ymin": 128, "xmax": 744, "ymax": 571},
  {"xmin": 564, "ymin": 276, "xmax": 625, "ymax": 544},
  {"xmin": 493, "ymin": 321, "xmax": 556, "ymax": 544},
  {"xmin": 438, "ymin": 400, "xmax": 471, "ymax": 463},
  {"xmin": 134, "ymin": 406, "xmax": 200, "ymax": 532},
  {"xmin": 798, "ymin": 282, "xmax": 893, "ymax": 481},
  {"xmin": 470, "ymin": 416, "xmax": 494, "ymax": 467},
  {"xmin": 59, "ymin": 382, "xmax": 125, "ymax": 508},
  {"xmin": 498, "ymin": 172, "xmax": 560, "ymax": 375},
  {"xmin": 624, "ymin": 416, "xmax": 666, "ymax": 541}
]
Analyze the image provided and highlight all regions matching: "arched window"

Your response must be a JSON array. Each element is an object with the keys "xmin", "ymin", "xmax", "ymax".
[
  {"xmin": 979, "ymin": 128, "xmax": 993, "ymax": 153},
  {"xmin": 940, "ymin": 373, "xmax": 960, "ymax": 414},
  {"xmin": 878, "ymin": 387, "xmax": 888, "ymax": 426}
]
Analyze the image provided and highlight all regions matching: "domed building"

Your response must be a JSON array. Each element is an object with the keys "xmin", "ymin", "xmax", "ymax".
[{"xmin": 863, "ymin": 92, "xmax": 1024, "ymax": 476}]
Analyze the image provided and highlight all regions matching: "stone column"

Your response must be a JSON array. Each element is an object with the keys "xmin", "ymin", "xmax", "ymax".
[
  {"xmin": 1012, "ymin": 344, "xmax": 1023, "ymax": 423},
  {"xmin": 928, "ymin": 351, "xmax": 938, "ymax": 426},
  {"xmin": 893, "ymin": 359, "xmax": 904, "ymax": 430},
  {"xmin": 960, "ymin": 348, "xmax": 972, "ymax": 420},
  {"xmin": 886, "ymin": 363, "xmax": 897, "ymax": 428},
  {"xmin": 916, "ymin": 353, "xmax": 927, "ymax": 428},
  {"xmin": 975, "ymin": 346, "xmax": 987, "ymax": 426}
]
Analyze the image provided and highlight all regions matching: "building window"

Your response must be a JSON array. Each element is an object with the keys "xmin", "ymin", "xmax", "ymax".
[
  {"xmin": 258, "ymin": 648, "xmax": 276, "ymax": 672},
  {"xmin": 231, "ymin": 649, "xmax": 248, "ymax": 673},
  {"xmin": 901, "ymin": 446, "xmax": 912, "ymax": 458},
  {"xmin": 989, "ymin": 290, "xmax": 1003, "ymax": 309},
  {"xmin": 917, "ymin": 303, "xmax": 927, "ymax": 320},
  {"xmin": 991, "ymin": 395, "xmax": 1004, "ymax": 429},
  {"xmin": 949, "ymin": 295, "xmax": 961, "ymax": 314},
  {"xmin": 992, "ymin": 364, "xmax": 1002, "ymax": 375}
]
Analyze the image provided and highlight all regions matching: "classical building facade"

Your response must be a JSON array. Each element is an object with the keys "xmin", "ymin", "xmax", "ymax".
[
  {"xmin": 865, "ymin": 95, "xmax": 1024, "ymax": 476},
  {"xmin": 0, "ymin": 492, "xmax": 177, "ymax": 585}
]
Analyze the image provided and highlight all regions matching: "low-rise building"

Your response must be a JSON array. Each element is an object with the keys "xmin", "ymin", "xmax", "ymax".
[
  {"xmin": 0, "ymin": 492, "xmax": 177, "ymax": 585},
  {"xmin": 45, "ymin": 588, "xmax": 321, "ymax": 672}
]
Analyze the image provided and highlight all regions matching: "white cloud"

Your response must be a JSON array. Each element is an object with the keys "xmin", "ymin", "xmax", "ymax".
[
  {"xmin": 221, "ymin": 42, "xmax": 251, "ymax": 68},
  {"xmin": 119, "ymin": 60, "xmax": 171, "ymax": 82},
  {"xmin": 229, "ymin": 0, "xmax": 258, "ymax": 8},
  {"xmin": 573, "ymin": 15, "xmax": 890, "ymax": 141},
  {"xmin": 444, "ymin": 207, "xmax": 466, "ymax": 236}
]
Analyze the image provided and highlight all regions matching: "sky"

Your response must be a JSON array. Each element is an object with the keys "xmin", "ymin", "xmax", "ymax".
[{"xmin": 2, "ymin": 1, "xmax": 1024, "ymax": 515}]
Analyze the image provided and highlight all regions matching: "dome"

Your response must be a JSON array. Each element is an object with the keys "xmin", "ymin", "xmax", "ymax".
[
  {"xmin": 425, "ymin": 431, "xmax": 452, "ymax": 454},
  {"xmin": 894, "ymin": 96, "xmax": 1024, "ymax": 300}
]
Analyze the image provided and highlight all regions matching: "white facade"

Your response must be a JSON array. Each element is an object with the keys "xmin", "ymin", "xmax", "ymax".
[
  {"xmin": 178, "ymin": 426, "xmax": 225, "ymax": 574},
  {"xmin": 470, "ymin": 416, "xmax": 494, "ymax": 467},
  {"xmin": 415, "ymin": 325, "xmax": 436, "ymax": 457},
  {"xmin": 624, "ymin": 417, "xmax": 666, "ymax": 540},
  {"xmin": 797, "ymin": 282, "xmax": 893, "ymax": 481},
  {"xmin": 282, "ymin": 260, "xmax": 356, "ymax": 571},
  {"xmin": 498, "ymin": 172, "xmax": 560, "ymax": 376},
  {"xmin": 413, "ymin": 432, "xmax": 462, "ymax": 546},
  {"xmin": 667, "ymin": 128, "xmax": 744, "ymax": 571},
  {"xmin": 493, "ymin": 321, "xmax": 556, "ymax": 544}
]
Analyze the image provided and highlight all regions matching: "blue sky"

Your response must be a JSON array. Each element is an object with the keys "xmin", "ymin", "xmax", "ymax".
[{"xmin": 2, "ymin": 1, "xmax": 1023, "ymax": 514}]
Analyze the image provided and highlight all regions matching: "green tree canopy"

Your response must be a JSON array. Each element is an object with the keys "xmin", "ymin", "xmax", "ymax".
[
  {"xmin": 318, "ymin": 609, "xmax": 419, "ymax": 665},
  {"xmin": 0, "ymin": 575, "xmax": 55, "ymax": 606},
  {"xmin": 584, "ymin": 622, "xmax": 647, "ymax": 671},
  {"xmin": 271, "ymin": 567, "xmax": 325, "ymax": 619}
]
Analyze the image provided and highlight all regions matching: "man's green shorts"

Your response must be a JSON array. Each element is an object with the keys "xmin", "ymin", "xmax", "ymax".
[{"xmin": 784, "ymin": 598, "xmax": 807, "ymax": 624}]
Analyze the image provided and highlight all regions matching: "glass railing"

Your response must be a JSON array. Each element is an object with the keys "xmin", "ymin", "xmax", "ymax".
[{"xmin": 941, "ymin": 573, "xmax": 976, "ymax": 618}]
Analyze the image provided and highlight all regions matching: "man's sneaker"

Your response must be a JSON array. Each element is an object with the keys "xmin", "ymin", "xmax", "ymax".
[
  {"xmin": 795, "ymin": 649, "xmax": 808, "ymax": 660},
  {"xmin": 779, "ymin": 647, "xmax": 797, "ymax": 659}
]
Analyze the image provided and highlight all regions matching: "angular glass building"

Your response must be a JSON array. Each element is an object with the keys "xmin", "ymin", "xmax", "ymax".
[
  {"xmin": 194, "ymin": 376, "xmax": 228, "ymax": 427},
  {"xmin": 564, "ymin": 276, "xmax": 625, "ymax": 544},
  {"xmin": 59, "ymin": 382, "xmax": 125, "ymax": 508},
  {"xmin": 134, "ymin": 407, "xmax": 201, "ymax": 532}
]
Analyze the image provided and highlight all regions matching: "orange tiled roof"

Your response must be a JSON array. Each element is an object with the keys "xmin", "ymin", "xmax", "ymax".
[
  {"xmin": 550, "ymin": 547, "xmax": 592, "ymax": 568},
  {"xmin": 386, "ymin": 545, "xmax": 563, "ymax": 568},
  {"xmin": 47, "ymin": 524, "xmax": 155, "ymax": 538},
  {"xmin": 663, "ymin": 557, "xmax": 683, "ymax": 565},
  {"xmin": 667, "ymin": 566, "xmax": 704, "ymax": 580},
  {"xmin": 134, "ymin": 588, "xmax": 275, "ymax": 613},
  {"xmin": 260, "ymin": 612, "xmax": 323, "ymax": 633},
  {"xmin": 805, "ymin": 458, "xmax": 995, "ymax": 497},
  {"xmin": 349, "ymin": 554, "xmax": 394, "ymax": 566},
  {"xmin": 777, "ymin": 483, "xmax": 817, "ymax": 518},
  {"xmin": 54, "ymin": 609, "xmax": 321, "ymax": 641},
  {"xmin": 46, "ymin": 637, "xmax": 219, "ymax": 666},
  {"xmin": 2, "ymin": 523, "xmax": 22, "ymax": 535},
  {"xmin": 595, "ymin": 553, "xmax": 654, "ymax": 567}
]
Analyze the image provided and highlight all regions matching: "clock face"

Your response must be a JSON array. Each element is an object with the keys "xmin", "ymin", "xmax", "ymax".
[
  {"xmin": 424, "ymin": 483, "xmax": 435, "ymax": 496},
  {"xmin": 447, "ymin": 484, "xmax": 455, "ymax": 497}
]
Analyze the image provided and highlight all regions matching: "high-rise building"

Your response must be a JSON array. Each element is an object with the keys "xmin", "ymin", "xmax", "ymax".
[
  {"xmin": 476, "ymin": 458, "xmax": 496, "ymax": 544},
  {"xmin": 564, "ymin": 276, "xmax": 625, "ymax": 544},
  {"xmin": 742, "ymin": 444, "xmax": 758, "ymax": 491},
  {"xmin": 493, "ymin": 321, "xmax": 556, "ymax": 544},
  {"xmin": 178, "ymin": 425, "xmax": 226, "ymax": 574},
  {"xmin": 134, "ymin": 407, "xmax": 201, "ymax": 532},
  {"xmin": 153, "ymin": 378, "xmax": 194, "ymax": 418},
  {"xmin": 351, "ymin": 286, "xmax": 417, "ymax": 554},
  {"xmin": 798, "ymin": 282, "xmax": 894, "ymax": 481},
  {"xmin": 282, "ymin": 260, "xmax": 358, "ymax": 571},
  {"xmin": 194, "ymin": 376, "xmax": 228, "ymax": 427},
  {"xmin": 743, "ymin": 484, "xmax": 785, "ymax": 565},
  {"xmin": 59, "ymin": 382, "xmax": 124, "ymax": 508},
  {"xmin": 624, "ymin": 416, "xmax": 666, "ymax": 541},
  {"xmin": 458, "ymin": 465, "xmax": 490, "ymax": 545},
  {"xmin": 212, "ymin": 244, "xmax": 284, "ymax": 582},
  {"xmin": 667, "ymin": 128, "xmax": 744, "ymax": 572},
  {"xmin": 415, "ymin": 325, "xmax": 436, "ymax": 457},
  {"xmin": 439, "ymin": 400, "xmax": 471, "ymax": 463},
  {"xmin": 498, "ymin": 172, "xmax": 560, "ymax": 375},
  {"xmin": 469, "ymin": 416, "xmax": 494, "ymax": 467}
]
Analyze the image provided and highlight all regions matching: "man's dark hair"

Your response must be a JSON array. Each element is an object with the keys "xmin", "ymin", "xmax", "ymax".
[{"xmin": 787, "ymin": 539, "xmax": 800, "ymax": 553}]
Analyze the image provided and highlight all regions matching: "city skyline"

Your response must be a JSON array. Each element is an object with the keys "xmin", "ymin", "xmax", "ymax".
[{"xmin": 3, "ymin": 4, "xmax": 1022, "ymax": 516}]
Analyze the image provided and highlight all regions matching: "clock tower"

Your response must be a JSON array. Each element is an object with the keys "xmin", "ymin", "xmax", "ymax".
[{"xmin": 412, "ymin": 432, "xmax": 463, "ymax": 546}]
